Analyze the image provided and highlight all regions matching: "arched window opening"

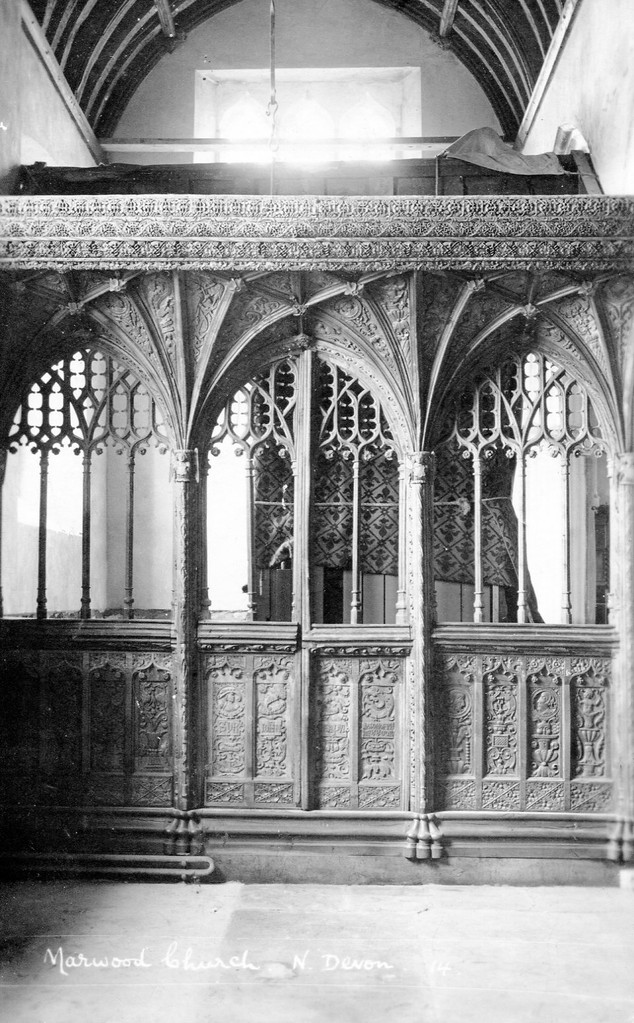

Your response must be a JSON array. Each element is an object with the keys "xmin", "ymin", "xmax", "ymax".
[
  {"xmin": 338, "ymin": 95, "xmax": 397, "ymax": 162},
  {"xmin": 278, "ymin": 97, "xmax": 336, "ymax": 163},
  {"xmin": 218, "ymin": 95, "xmax": 270, "ymax": 163},
  {"xmin": 311, "ymin": 360, "xmax": 399, "ymax": 624},
  {"xmin": 1, "ymin": 349, "xmax": 171, "ymax": 619},
  {"xmin": 207, "ymin": 360, "xmax": 297, "ymax": 622},
  {"xmin": 205, "ymin": 353, "xmax": 400, "ymax": 625},
  {"xmin": 434, "ymin": 352, "xmax": 608, "ymax": 625}
]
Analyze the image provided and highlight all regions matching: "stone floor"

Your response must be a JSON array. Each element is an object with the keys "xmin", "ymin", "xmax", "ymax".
[{"xmin": 0, "ymin": 879, "xmax": 633, "ymax": 1023}]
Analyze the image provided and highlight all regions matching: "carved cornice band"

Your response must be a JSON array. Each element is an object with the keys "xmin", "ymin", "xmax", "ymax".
[{"xmin": 1, "ymin": 196, "xmax": 633, "ymax": 272}]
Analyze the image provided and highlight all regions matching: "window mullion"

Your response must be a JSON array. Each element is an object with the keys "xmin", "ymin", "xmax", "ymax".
[
  {"xmin": 350, "ymin": 451, "xmax": 362, "ymax": 624},
  {"xmin": 473, "ymin": 451, "xmax": 484, "ymax": 623},
  {"xmin": 80, "ymin": 449, "xmax": 92, "ymax": 620},
  {"xmin": 516, "ymin": 449, "xmax": 528, "ymax": 624},
  {"xmin": 36, "ymin": 449, "xmax": 49, "ymax": 620},
  {"xmin": 292, "ymin": 349, "xmax": 313, "ymax": 630},
  {"xmin": 561, "ymin": 456, "xmax": 572, "ymax": 624}
]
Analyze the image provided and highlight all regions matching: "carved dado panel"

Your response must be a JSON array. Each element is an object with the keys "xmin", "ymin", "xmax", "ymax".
[
  {"xmin": 483, "ymin": 658, "xmax": 519, "ymax": 776},
  {"xmin": 528, "ymin": 662, "xmax": 563, "ymax": 779},
  {"xmin": 203, "ymin": 651, "xmax": 298, "ymax": 808},
  {"xmin": 41, "ymin": 652, "xmax": 83, "ymax": 803},
  {"xmin": 255, "ymin": 657, "xmax": 292, "ymax": 778},
  {"xmin": 90, "ymin": 662, "xmax": 126, "ymax": 772},
  {"xmin": 133, "ymin": 661, "xmax": 171, "ymax": 772},
  {"xmin": 313, "ymin": 655, "xmax": 403, "ymax": 810},
  {"xmin": 570, "ymin": 659, "xmax": 609, "ymax": 779},
  {"xmin": 434, "ymin": 649, "xmax": 612, "ymax": 813},
  {"xmin": 0, "ymin": 651, "xmax": 41, "ymax": 806},
  {"xmin": 0, "ymin": 650, "xmax": 173, "ymax": 810},
  {"xmin": 435, "ymin": 654, "xmax": 475, "ymax": 779}
]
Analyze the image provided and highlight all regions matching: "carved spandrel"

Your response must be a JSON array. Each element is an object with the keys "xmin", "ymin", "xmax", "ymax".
[
  {"xmin": 142, "ymin": 272, "xmax": 176, "ymax": 359},
  {"xmin": 441, "ymin": 778, "xmax": 476, "ymax": 810},
  {"xmin": 83, "ymin": 774, "xmax": 126, "ymax": 806},
  {"xmin": 254, "ymin": 782, "xmax": 294, "ymax": 804},
  {"xmin": 525, "ymin": 781, "xmax": 565, "ymax": 811},
  {"xmin": 569, "ymin": 782, "xmax": 612, "ymax": 812},
  {"xmin": 129, "ymin": 774, "xmax": 173, "ymax": 807},
  {"xmin": 186, "ymin": 271, "xmax": 227, "ymax": 363},
  {"xmin": 358, "ymin": 785, "xmax": 400, "ymax": 808},
  {"xmin": 317, "ymin": 785, "xmax": 351, "ymax": 808},
  {"xmin": 205, "ymin": 781, "xmax": 245, "ymax": 805},
  {"xmin": 481, "ymin": 780, "xmax": 521, "ymax": 810}
]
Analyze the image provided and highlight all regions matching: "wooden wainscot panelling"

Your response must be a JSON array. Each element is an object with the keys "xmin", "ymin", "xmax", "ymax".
[
  {"xmin": 433, "ymin": 639, "xmax": 614, "ymax": 817},
  {"xmin": 0, "ymin": 650, "xmax": 41, "ymax": 808},
  {"xmin": 311, "ymin": 651, "xmax": 405, "ymax": 811},
  {"xmin": 202, "ymin": 648, "xmax": 299, "ymax": 809},
  {"xmin": 85, "ymin": 652, "xmax": 174, "ymax": 808}
]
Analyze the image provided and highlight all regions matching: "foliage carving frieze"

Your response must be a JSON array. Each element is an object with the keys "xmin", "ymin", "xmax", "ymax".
[{"xmin": 3, "ymin": 196, "xmax": 632, "ymax": 272}]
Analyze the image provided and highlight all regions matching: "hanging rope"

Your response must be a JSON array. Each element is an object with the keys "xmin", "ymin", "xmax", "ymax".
[{"xmin": 266, "ymin": 0, "xmax": 278, "ymax": 194}]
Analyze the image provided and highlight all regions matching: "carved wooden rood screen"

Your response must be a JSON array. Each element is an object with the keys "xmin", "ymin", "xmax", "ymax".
[{"xmin": 0, "ymin": 194, "xmax": 633, "ymax": 876}]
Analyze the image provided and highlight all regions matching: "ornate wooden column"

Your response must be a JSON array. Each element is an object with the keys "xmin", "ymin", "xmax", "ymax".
[
  {"xmin": 171, "ymin": 448, "xmax": 201, "ymax": 818},
  {"xmin": 614, "ymin": 452, "xmax": 634, "ymax": 861},
  {"xmin": 406, "ymin": 451, "xmax": 436, "ymax": 813}
]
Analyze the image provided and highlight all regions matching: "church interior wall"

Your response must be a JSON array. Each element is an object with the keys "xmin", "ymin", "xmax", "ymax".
[
  {"xmin": 114, "ymin": 0, "xmax": 501, "ymax": 165},
  {"xmin": 521, "ymin": 0, "xmax": 634, "ymax": 194}
]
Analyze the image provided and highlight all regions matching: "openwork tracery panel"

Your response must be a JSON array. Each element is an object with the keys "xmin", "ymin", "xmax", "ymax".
[
  {"xmin": 434, "ymin": 351, "xmax": 607, "ymax": 624},
  {"xmin": 313, "ymin": 359, "xmax": 399, "ymax": 623},
  {"xmin": 4, "ymin": 348, "xmax": 169, "ymax": 619},
  {"xmin": 207, "ymin": 359, "xmax": 297, "ymax": 621},
  {"xmin": 206, "ymin": 352, "xmax": 401, "ymax": 624}
]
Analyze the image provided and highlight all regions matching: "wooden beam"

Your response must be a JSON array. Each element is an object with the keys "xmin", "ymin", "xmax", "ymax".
[
  {"xmin": 516, "ymin": 0, "xmax": 582, "ymax": 147},
  {"xmin": 439, "ymin": 0, "xmax": 460, "ymax": 38},
  {"xmin": 20, "ymin": 0, "xmax": 105, "ymax": 166},
  {"xmin": 99, "ymin": 135, "xmax": 460, "ymax": 154},
  {"xmin": 154, "ymin": 0, "xmax": 175, "ymax": 38}
]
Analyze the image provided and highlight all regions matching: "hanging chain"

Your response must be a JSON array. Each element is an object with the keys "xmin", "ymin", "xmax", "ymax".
[{"xmin": 266, "ymin": 0, "xmax": 278, "ymax": 194}]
